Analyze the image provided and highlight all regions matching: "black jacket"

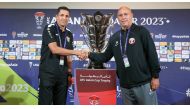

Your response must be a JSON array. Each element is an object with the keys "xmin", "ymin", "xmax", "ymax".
[
  {"xmin": 39, "ymin": 23, "xmax": 73, "ymax": 77},
  {"xmin": 89, "ymin": 23, "xmax": 161, "ymax": 88}
]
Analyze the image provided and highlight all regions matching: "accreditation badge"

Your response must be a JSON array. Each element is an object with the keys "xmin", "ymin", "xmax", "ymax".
[
  {"xmin": 59, "ymin": 56, "xmax": 64, "ymax": 65},
  {"xmin": 123, "ymin": 55, "xmax": 130, "ymax": 68}
]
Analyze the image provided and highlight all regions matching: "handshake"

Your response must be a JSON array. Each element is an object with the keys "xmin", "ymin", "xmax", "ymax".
[{"xmin": 75, "ymin": 50, "xmax": 89, "ymax": 60}]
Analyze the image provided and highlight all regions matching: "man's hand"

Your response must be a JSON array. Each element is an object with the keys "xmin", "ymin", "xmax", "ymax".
[
  {"xmin": 76, "ymin": 50, "xmax": 89, "ymax": 60},
  {"xmin": 150, "ymin": 78, "xmax": 160, "ymax": 91},
  {"xmin": 81, "ymin": 50, "xmax": 89, "ymax": 59}
]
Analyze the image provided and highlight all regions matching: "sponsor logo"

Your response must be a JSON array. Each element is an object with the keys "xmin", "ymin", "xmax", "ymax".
[
  {"xmin": 117, "ymin": 85, "xmax": 121, "ymax": 98},
  {"xmin": 2, "ymin": 48, "xmax": 9, "ymax": 52},
  {"xmin": 29, "ymin": 52, "xmax": 36, "ymax": 56},
  {"xmin": 22, "ymin": 48, "xmax": 29, "ymax": 52},
  {"xmin": 28, "ymin": 56, "xmax": 35, "ymax": 60},
  {"xmin": 160, "ymin": 54, "xmax": 167, "ymax": 58},
  {"xmin": 186, "ymin": 88, "xmax": 190, "ymax": 97},
  {"xmin": 174, "ymin": 58, "xmax": 182, "ymax": 62},
  {"xmin": 68, "ymin": 86, "xmax": 74, "ymax": 98},
  {"xmin": 182, "ymin": 42, "xmax": 189, "ymax": 46},
  {"xmin": 182, "ymin": 50, "xmax": 189, "ymax": 55},
  {"xmin": 29, "ymin": 61, "xmax": 39, "ymax": 68},
  {"xmin": 174, "ymin": 54, "xmax": 181, "ymax": 58},
  {"xmin": 7, "ymin": 52, "xmax": 16, "ymax": 55},
  {"xmin": 154, "ymin": 33, "xmax": 167, "ymax": 40},
  {"xmin": 160, "ymin": 58, "xmax": 167, "ymax": 62},
  {"xmin": 160, "ymin": 46, "xmax": 167, "ymax": 50},
  {"xmin": 160, "ymin": 49, "xmax": 167, "ymax": 54},
  {"xmin": 0, "ymin": 63, "xmax": 18, "ymax": 67},
  {"xmin": 8, "ymin": 56, "xmax": 16, "ymax": 60},
  {"xmin": 180, "ymin": 66, "xmax": 190, "ymax": 71},
  {"xmin": 16, "ymin": 40, "xmax": 23, "ymax": 44},
  {"xmin": 182, "ymin": 55, "xmax": 189, "ymax": 59},
  {"xmin": 22, "ymin": 56, "xmax": 29, "ymax": 60},
  {"xmin": 160, "ymin": 42, "xmax": 167, "ymax": 46},
  {"xmin": 160, "ymin": 65, "xmax": 168, "ymax": 70},
  {"xmin": 33, "ymin": 34, "xmax": 42, "ymax": 37},
  {"xmin": 154, "ymin": 42, "xmax": 160, "ymax": 46},
  {"xmin": 174, "ymin": 50, "xmax": 181, "ymax": 54},
  {"xmin": 29, "ymin": 40, "xmax": 36, "ymax": 44},
  {"xmin": 174, "ymin": 46, "xmax": 182, "ymax": 50},
  {"xmin": 17, "ymin": 32, "xmax": 28, "ymax": 38},
  {"xmin": 29, "ymin": 48, "xmax": 36, "ymax": 52},
  {"xmin": 156, "ymin": 46, "xmax": 160, "ymax": 50},
  {"xmin": 167, "ymin": 50, "xmax": 174, "ymax": 54},
  {"xmin": 35, "ymin": 56, "xmax": 41, "ymax": 60},
  {"xmin": 76, "ymin": 41, "xmax": 83, "ymax": 45},
  {"xmin": 174, "ymin": 42, "xmax": 181, "ymax": 46},
  {"xmin": 36, "ymin": 40, "xmax": 42, "ymax": 45},
  {"xmin": 167, "ymin": 42, "xmax": 174, "ymax": 46},
  {"xmin": 0, "ymin": 33, "xmax": 7, "ymax": 37},
  {"xmin": 182, "ymin": 46, "xmax": 189, "ymax": 50},
  {"xmin": 172, "ymin": 35, "xmax": 189, "ymax": 39},
  {"xmin": 183, "ymin": 57, "xmax": 190, "ymax": 61},
  {"xmin": 167, "ymin": 46, "xmax": 173, "ymax": 50},
  {"xmin": 29, "ymin": 44, "xmax": 36, "ymax": 48},
  {"xmin": 167, "ymin": 54, "xmax": 174, "ymax": 59},
  {"xmin": 168, "ymin": 58, "xmax": 174, "ymax": 62}
]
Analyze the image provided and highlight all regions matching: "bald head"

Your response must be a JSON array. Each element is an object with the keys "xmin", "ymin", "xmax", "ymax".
[
  {"xmin": 117, "ymin": 6, "xmax": 132, "ymax": 15},
  {"xmin": 117, "ymin": 6, "xmax": 133, "ymax": 30}
]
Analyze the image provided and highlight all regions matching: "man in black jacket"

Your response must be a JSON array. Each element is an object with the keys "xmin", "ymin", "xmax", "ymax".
[
  {"xmin": 39, "ymin": 6, "xmax": 84, "ymax": 105},
  {"xmin": 85, "ymin": 6, "xmax": 161, "ymax": 105}
]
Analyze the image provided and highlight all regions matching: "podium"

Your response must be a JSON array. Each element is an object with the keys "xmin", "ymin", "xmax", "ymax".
[{"xmin": 74, "ymin": 69, "xmax": 116, "ymax": 105}]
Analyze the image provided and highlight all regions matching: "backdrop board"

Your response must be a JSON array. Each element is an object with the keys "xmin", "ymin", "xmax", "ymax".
[{"xmin": 0, "ymin": 9, "xmax": 190, "ymax": 105}]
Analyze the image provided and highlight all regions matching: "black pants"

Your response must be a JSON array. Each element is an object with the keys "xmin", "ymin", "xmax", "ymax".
[{"xmin": 38, "ymin": 71, "xmax": 68, "ymax": 105}]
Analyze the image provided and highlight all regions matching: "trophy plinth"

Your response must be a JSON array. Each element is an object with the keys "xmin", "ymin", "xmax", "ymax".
[{"xmin": 88, "ymin": 60, "xmax": 105, "ymax": 69}]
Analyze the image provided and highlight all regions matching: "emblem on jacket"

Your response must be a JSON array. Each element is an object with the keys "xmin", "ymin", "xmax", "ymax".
[
  {"xmin": 129, "ymin": 38, "xmax": 135, "ymax": 44},
  {"xmin": 115, "ymin": 41, "xmax": 119, "ymax": 46},
  {"xmin": 66, "ymin": 36, "xmax": 70, "ymax": 43}
]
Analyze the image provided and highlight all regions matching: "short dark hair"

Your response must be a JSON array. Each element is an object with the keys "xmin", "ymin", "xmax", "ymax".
[{"xmin": 56, "ymin": 6, "xmax": 70, "ymax": 15}]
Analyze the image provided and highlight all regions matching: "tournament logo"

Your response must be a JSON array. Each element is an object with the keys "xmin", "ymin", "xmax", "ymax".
[
  {"xmin": 34, "ymin": 12, "xmax": 45, "ymax": 29},
  {"xmin": 89, "ymin": 95, "xmax": 100, "ymax": 105}
]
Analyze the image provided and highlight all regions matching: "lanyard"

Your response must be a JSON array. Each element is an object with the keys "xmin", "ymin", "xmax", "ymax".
[
  {"xmin": 55, "ymin": 23, "xmax": 67, "ymax": 48},
  {"xmin": 120, "ymin": 28, "xmax": 130, "ymax": 56}
]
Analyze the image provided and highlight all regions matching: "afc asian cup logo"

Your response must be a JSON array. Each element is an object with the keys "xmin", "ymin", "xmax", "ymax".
[
  {"xmin": 34, "ymin": 12, "xmax": 45, "ymax": 29},
  {"xmin": 89, "ymin": 95, "xmax": 100, "ymax": 105}
]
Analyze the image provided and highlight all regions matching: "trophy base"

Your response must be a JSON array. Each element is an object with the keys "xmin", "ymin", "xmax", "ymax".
[{"xmin": 87, "ymin": 61, "xmax": 106, "ymax": 69}]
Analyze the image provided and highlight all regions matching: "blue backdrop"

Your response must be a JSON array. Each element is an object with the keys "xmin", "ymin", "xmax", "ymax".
[{"xmin": 0, "ymin": 9, "xmax": 190, "ymax": 105}]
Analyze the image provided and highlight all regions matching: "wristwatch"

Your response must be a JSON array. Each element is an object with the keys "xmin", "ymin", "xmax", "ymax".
[
  {"xmin": 152, "ymin": 74, "xmax": 159, "ymax": 79},
  {"xmin": 68, "ymin": 72, "xmax": 72, "ymax": 78}
]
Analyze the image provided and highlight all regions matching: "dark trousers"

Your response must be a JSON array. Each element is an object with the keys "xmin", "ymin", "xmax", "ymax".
[
  {"xmin": 120, "ymin": 83, "xmax": 158, "ymax": 105},
  {"xmin": 38, "ymin": 71, "xmax": 68, "ymax": 105}
]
